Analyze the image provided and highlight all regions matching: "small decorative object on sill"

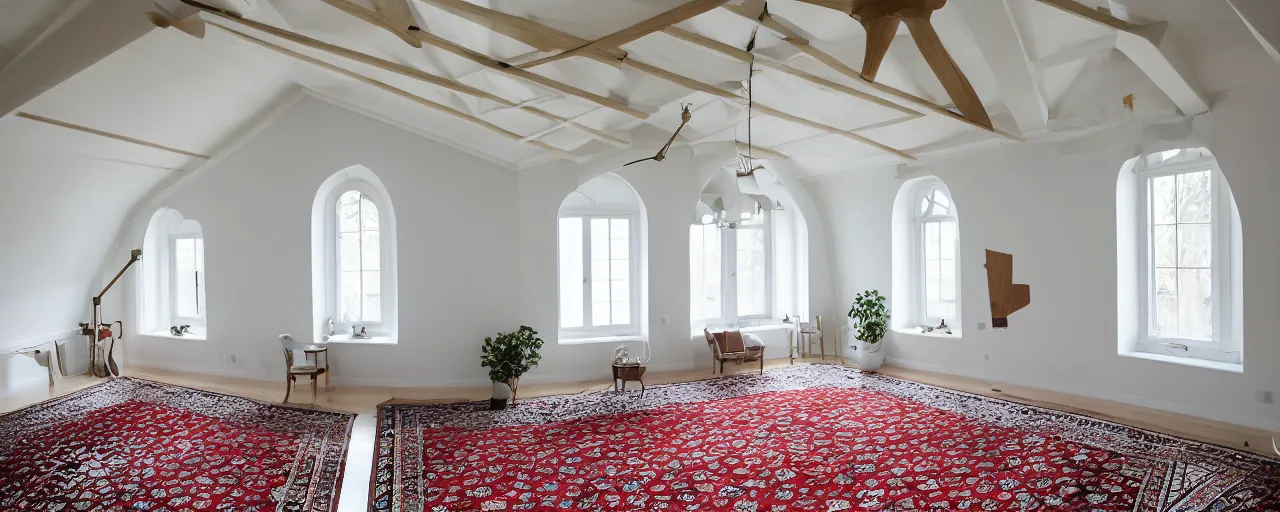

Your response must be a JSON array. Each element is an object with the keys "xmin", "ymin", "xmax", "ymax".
[
  {"xmin": 326, "ymin": 318, "xmax": 335, "ymax": 337},
  {"xmin": 351, "ymin": 325, "xmax": 369, "ymax": 339},
  {"xmin": 922, "ymin": 319, "xmax": 952, "ymax": 335},
  {"xmin": 782, "ymin": 314, "xmax": 791, "ymax": 324},
  {"xmin": 169, "ymin": 325, "xmax": 192, "ymax": 337},
  {"xmin": 480, "ymin": 326, "xmax": 545, "ymax": 406}
]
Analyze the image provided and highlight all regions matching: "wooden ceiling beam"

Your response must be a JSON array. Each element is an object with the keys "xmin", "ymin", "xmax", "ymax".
[
  {"xmin": 753, "ymin": 104, "xmax": 914, "ymax": 160},
  {"xmin": 418, "ymin": 0, "xmax": 626, "ymax": 63},
  {"xmin": 515, "ymin": 0, "xmax": 729, "ymax": 68},
  {"xmin": 727, "ymin": 7, "xmax": 1022, "ymax": 141},
  {"xmin": 756, "ymin": 60, "xmax": 922, "ymax": 118},
  {"xmin": 1034, "ymin": 0, "xmax": 1207, "ymax": 116},
  {"xmin": 15, "ymin": 112, "xmax": 212, "ymax": 159},
  {"xmin": 736, "ymin": 142, "xmax": 788, "ymax": 160},
  {"xmin": 956, "ymin": 0, "xmax": 1047, "ymax": 134},
  {"xmin": 618, "ymin": 60, "xmax": 913, "ymax": 160},
  {"xmin": 210, "ymin": 23, "xmax": 577, "ymax": 159},
  {"xmin": 197, "ymin": 15, "xmax": 625, "ymax": 147},
  {"xmin": 306, "ymin": 0, "xmax": 651, "ymax": 119},
  {"xmin": 660, "ymin": 26, "xmax": 754, "ymax": 63},
  {"xmin": 372, "ymin": 0, "xmax": 422, "ymax": 47}
]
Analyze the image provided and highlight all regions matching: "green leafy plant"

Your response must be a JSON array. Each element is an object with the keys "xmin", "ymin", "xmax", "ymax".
[
  {"xmin": 847, "ymin": 290, "xmax": 890, "ymax": 344},
  {"xmin": 480, "ymin": 326, "xmax": 545, "ymax": 383}
]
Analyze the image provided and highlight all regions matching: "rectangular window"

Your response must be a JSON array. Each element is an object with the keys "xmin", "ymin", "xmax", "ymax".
[
  {"xmin": 1147, "ymin": 170, "xmax": 1213, "ymax": 341},
  {"xmin": 337, "ymin": 191, "xmax": 382, "ymax": 325},
  {"xmin": 690, "ymin": 211, "xmax": 772, "ymax": 327},
  {"xmin": 560, "ymin": 215, "xmax": 638, "ymax": 336},
  {"xmin": 171, "ymin": 236, "xmax": 204, "ymax": 324},
  {"xmin": 689, "ymin": 224, "xmax": 721, "ymax": 322},
  {"xmin": 921, "ymin": 220, "xmax": 958, "ymax": 321}
]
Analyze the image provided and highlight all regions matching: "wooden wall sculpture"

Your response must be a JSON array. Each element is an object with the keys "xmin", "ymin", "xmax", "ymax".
[{"xmin": 984, "ymin": 250, "xmax": 1029, "ymax": 328}]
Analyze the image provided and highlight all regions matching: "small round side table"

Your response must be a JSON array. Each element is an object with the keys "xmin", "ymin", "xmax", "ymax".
[{"xmin": 611, "ymin": 363, "xmax": 646, "ymax": 398}]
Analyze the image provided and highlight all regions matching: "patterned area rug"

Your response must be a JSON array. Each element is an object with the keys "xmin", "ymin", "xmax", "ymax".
[
  {"xmin": 0, "ymin": 378, "xmax": 354, "ymax": 511},
  {"xmin": 372, "ymin": 365, "xmax": 1280, "ymax": 511}
]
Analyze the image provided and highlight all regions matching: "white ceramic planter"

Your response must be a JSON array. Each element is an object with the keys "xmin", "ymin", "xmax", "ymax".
[{"xmin": 844, "ymin": 317, "xmax": 885, "ymax": 371}]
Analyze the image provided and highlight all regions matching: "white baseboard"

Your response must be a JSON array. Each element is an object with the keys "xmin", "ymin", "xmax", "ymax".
[{"xmin": 884, "ymin": 357, "xmax": 1280, "ymax": 433}]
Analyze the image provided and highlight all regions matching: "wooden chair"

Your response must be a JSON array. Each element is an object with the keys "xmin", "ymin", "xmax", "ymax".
[
  {"xmin": 280, "ymin": 334, "xmax": 326, "ymax": 403},
  {"xmin": 704, "ymin": 328, "xmax": 765, "ymax": 375}
]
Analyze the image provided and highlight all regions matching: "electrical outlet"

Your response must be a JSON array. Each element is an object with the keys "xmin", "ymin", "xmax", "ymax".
[
  {"xmin": 983, "ymin": 353, "xmax": 990, "ymax": 362},
  {"xmin": 1256, "ymin": 390, "xmax": 1273, "ymax": 405},
  {"xmin": 977, "ymin": 322, "xmax": 987, "ymax": 330}
]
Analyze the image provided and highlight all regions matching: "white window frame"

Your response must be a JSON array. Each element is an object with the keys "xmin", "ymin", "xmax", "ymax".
[
  {"xmin": 559, "ymin": 213, "xmax": 642, "ymax": 337},
  {"xmin": 168, "ymin": 233, "xmax": 205, "ymax": 329},
  {"xmin": 1134, "ymin": 153, "xmax": 1239, "ymax": 364},
  {"xmin": 324, "ymin": 183, "xmax": 393, "ymax": 338},
  {"xmin": 910, "ymin": 182, "xmax": 959, "ymax": 328},
  {"xmin": 698, "ymin": 211, "xmax": 774, "ymax": 328}
]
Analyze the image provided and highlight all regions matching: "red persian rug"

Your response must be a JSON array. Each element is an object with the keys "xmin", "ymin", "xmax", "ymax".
[
  {"xmin": 0, "ymin": 378, "xmax": 354, "ymax": 511},
  {"xmin": 372, "ymin": 365, "xmax": 1280, "ymax": 511}
]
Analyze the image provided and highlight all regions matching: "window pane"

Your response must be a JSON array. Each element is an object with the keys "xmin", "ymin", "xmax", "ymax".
[
  {"xmin": 590, "ymin": 219, "xmax": 609, "ymax": 259},
  {"xmin": 338, "ymin": 233, "xmax": 359, "ymax": 273},
  {"xmin": 592, "ymin": 301, "xmax": 610, "ymax": 326},
  {"xmin": 591, "ymin": 280, "xmax": 610, "ymax": 303},
  {"xmin": 1177, "ymin": 224, "xmax": 1210, "ymax": 268},
  {"xmin": 924, "ymin": 222, "xmax": 939, "ymax": 260},
  {"xmin": 737, "ymin": 228, "xmax": 767, "ymax": 316},
  {"xmin": 690, "ymin": 225, "xmax": 721, "ymax": 320},
  {"xmin": 940, "ymin": 221, "xmax": 956, "ymax": 260},
  {"xmin": 1176, "ymin": 171, "xmax": 1211, "ymax": 223},
  {"xmin": 194, "ymin": 239, "xmax": 205, "ymax": 316},
  {"xmin": 361, "ymin": 231, "xmax": 381, "ymax": 271},
  {"xmin": 174, "ymin": 239, "xmax": 197, "ymax": 318},
  {"xmin": 612, "ymin": 280, "xmax": 629, "ymax": 303},
  {"xmin": 360, "ymin": 195, "xmax": 380, "ymax": 231},
  {"xmin": 610, "ymin": 219, "xmax": 629, "ymax": 239},
  {"xmin": 610, "ymin": 238, "xmax": 629, "ymax": 259},
  {"xmin": 362, "ymin": 270, "xmax": 382, "ymax": 323},
  {"xmin": 1153, "ymin": 225, "xmax": 1176, "ymax": 268},
  {"xmin": 611, "ymin": 301, "xmax": 629, "ymax": 325},
  {"xmin": 339, "ymin": 271, "xmax": 360, "ymax": 323},
  {"xmin": 609, "ymin": 260, "xmax": 628, "ymax": 281},
  {"xmin": 338, "ymin": 191, "xmax": 361, "ymax": 232},
  {"xmin": 1155, "ymin": 268, "xmax": 1177, "ymax": 296},
  {"xmin": 558, "ymin": 218, "xmax": 583, "ymax": 328},
  {"xmin": 1151, "ymin": 175, "xmax": 1176, "ymax": 225},
  {"xmin": 941, "ymin": 264, "xmax": 956, "ymax": 301},
  {"xmin": 1178, "ymin": 268, "xmax": 1212, "ymax": 340},
  {"xmin": 919, "ymin": 197, "xmax": 929, "ymax": 216},
  {"xmin": 592, "ymin": 259, "xmax": 610, "ymax": 282},
  {"xmin": 1154, "ymin": 295, "xmax": 1177, "ymax": 337}
]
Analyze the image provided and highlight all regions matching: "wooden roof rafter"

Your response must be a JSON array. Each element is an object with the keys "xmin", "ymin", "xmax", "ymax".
[
  {"xmin": 175, "ymin": 2, "xmax": 629, "ymax": 149},
  {"xmin": 208, "ymin": 21, "xmax": 581, "ymax": 160},
  {"xmin": 309, "ymin": 0, "xmax": 652, "ymax": 119}
]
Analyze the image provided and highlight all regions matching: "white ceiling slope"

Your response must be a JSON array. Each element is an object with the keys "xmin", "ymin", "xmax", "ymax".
[{"xmin": 0, "ymin": 0, "xmax": 1277, "ymax": 348}]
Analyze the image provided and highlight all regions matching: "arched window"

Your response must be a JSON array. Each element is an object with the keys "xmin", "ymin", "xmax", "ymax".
[
  {"xmin": 335, "ymin": 190, "xmax": 381, "ymax": 325},
  {"xmin": 558, "ymin": 173, "xmax": 645, "ymax": 340},
  {"xmin": 892, "ymin": 177, "xmax": 961, "ymax": 333},
  {"xmin": 913, "ymin": 182, "xmax": 959, "ymax": 326},
  {"xmin": 138, "ymin": 208, "xmax": 207, "ymax": 338},
  {"xmin": 312, "ymin": 166, "xmax": 397, "ymax": 343},
  {"xmin": 1119, "ymin": 148, "xmax": 1241, "ymax": 366}
]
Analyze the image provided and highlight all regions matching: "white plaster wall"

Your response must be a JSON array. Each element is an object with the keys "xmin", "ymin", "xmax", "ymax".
[
  {"xmin": 115, "ymin": 97, "xmax": 521, "ymax": 386},
  {"xmin": 94, "ymin": 98, "xmax": 836, "ymax": 388},
  {"xmin": 810, "ymin": 84, "xmax": 1280, "ymax": 430}
]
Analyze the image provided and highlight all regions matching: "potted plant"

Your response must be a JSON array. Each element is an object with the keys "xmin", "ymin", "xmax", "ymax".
[
  {"xmin": 480, "ymin": 326, "xmax": 544, "ymax": 408},
  {"xmin": 846, "ymin": 290, "xmax": 890, "ymax": 372}
]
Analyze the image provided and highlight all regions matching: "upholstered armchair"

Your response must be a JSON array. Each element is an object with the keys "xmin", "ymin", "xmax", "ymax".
[{"xmin": 703, "ymin": 328, "xmax": 765, "ymax": 375}]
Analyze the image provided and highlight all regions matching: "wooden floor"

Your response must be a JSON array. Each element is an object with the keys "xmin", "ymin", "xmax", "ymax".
[{"xmin": 2, "ymin": 358, "xmax": 1275, "ymax": 511}]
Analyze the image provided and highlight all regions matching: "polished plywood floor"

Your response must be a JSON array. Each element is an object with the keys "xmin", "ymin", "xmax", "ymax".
[{"xmin": 2, "ymin": 358, "xmax": 1274, "ymax": 511}]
